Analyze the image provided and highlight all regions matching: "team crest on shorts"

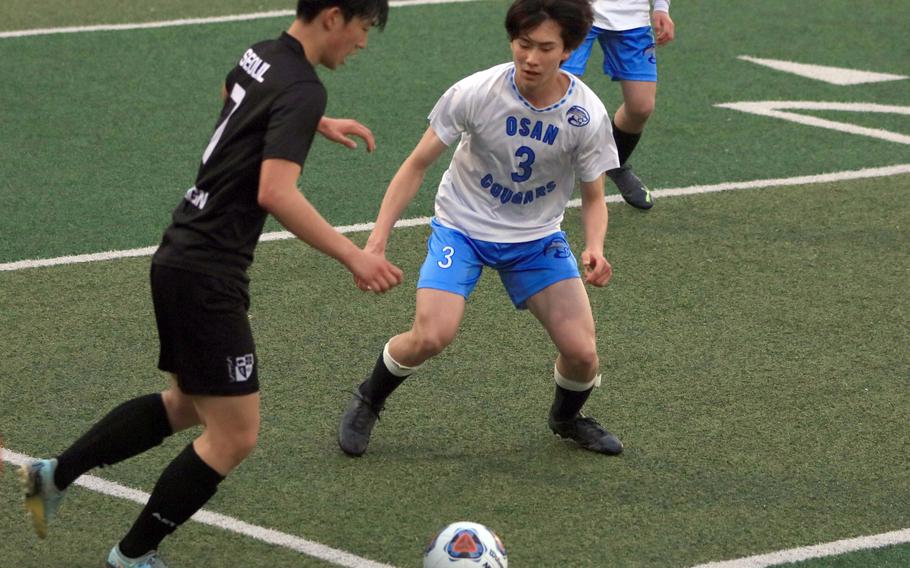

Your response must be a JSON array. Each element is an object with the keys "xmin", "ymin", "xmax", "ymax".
[
  {"xmin": 227, "ymin": 354, "xmax": 255, "ymax": 382},
  {"xmin": 566, "ymin": 105, "xmax": 590, "ymax": 127},
  {"xmin": 545, "ymin": 239, "xmax": 572, "ymax": 259}
]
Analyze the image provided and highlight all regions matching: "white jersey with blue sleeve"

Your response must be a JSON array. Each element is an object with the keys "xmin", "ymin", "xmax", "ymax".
[{"xmin": 428, "ymin": 62, "xmax": 618, "ymax": 243}]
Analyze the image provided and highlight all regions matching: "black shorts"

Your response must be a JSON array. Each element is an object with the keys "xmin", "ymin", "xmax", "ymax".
[{"xmin": 150, "ymin": 264, "xmax": 259, "ymax": 396}]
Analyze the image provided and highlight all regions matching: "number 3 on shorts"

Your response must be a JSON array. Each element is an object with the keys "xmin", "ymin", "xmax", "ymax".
[{"xmin": 437, "ymin": 246, "xmax": 455, "ymax": 269}]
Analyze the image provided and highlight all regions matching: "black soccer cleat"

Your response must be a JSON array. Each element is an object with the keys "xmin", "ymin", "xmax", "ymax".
[
  {"xmin": 607, "ymin": 165, "xmax": 653, "ymax": 210},
  {"xmin": 548, "ymin": 413, "xmax": 624, "ymax": 455},
  {"xmin": 338, "ymin": 388, "xmax": 384, "ymax": 457}
]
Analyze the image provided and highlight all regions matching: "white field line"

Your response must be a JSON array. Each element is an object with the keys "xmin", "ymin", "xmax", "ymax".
[
  {"xmin": 736, "ymin": 55, "xmax": 909, "ymax": 85},
  {"xmin": 2, "ymin": 448, "xmax": 399, "ymax": 568},
  {"xmin": 3, "ymin": 163, "xmax": 909, "ymax": 273},
  {"xmin": 716, "ymin": 101, "xmax": 910, "ymax": 145},
  {"xmin": 0, "ymin": 0, "xmax": 481, "ymax": 39},
  {"xmin": 689, "ymin": 528, "xmax": 910, "ymax": 567}
]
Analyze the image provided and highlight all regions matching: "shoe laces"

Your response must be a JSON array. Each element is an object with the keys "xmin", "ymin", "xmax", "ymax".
[
  {"xmin": 574, "ymin": 414, "xmax": 605, "ymax": 433},
  {"xmin": 345, "ymin": 390, "xmax": 384, "ymax": 428}
]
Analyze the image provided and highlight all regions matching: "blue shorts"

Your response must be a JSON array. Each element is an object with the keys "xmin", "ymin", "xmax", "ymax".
[
  {"xmin": 417, "ymin": 219, "xmax": 580, "ymax": 309},
  {"xmin": 562, "ymin": 26, "xmax": 657, "ymax": 81}
]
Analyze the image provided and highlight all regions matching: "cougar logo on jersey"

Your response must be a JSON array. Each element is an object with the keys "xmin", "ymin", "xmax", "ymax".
[
  {"xmin": 227, "ymin": 354, "xmax": 255, "ymax": 382},
  {"xmin": 566, "ymin": 105, "xmax": 590, "ymax": 127}
]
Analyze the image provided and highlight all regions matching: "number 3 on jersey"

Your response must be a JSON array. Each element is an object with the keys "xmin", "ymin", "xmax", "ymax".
[
  {"xmin": 511, "ymin": 145, "xmax": 536, "ymax": 183},
  {"xmin": 202, "ymin": 84, "xmax": 247, "ymax": 164}
]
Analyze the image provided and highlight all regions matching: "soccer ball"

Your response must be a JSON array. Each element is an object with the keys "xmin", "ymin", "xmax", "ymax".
[{"xmin": 423, "ymin": 521, "xmax": 508, "ymax": 568}]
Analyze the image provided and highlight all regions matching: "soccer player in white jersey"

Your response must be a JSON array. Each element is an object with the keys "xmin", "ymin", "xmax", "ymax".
[
  {"xmin": 338, "ymin": 0, "xmax": 625, "ymax": 456},
  {"xmin": 562, "ymin": 0, "xmax": 676, "ymax": 209}
]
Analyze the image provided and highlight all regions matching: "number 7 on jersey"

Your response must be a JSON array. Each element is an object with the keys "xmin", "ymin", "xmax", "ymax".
[{"xmin": 202, "ymin": 84, "xmax": 247, "ymax": 164}]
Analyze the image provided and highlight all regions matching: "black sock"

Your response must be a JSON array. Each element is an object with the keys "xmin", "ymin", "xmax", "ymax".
[
  {"xmin": 119, "ymin": 443, "xmax": 224, "ymax": 558},
  {"xmin": 610, "ymin": 120, "xmax": 642, "ymax": 167},
  {"xmin": 550, "ymin": 384, "xmax": 594, "ymax": 422},
  {"xmin": 54, "ymin": 393, "xmax": 173, "ymax": 490},
  {"xmin": 358, "ymin": 351, "xmax": 408, "ymax": 405}
]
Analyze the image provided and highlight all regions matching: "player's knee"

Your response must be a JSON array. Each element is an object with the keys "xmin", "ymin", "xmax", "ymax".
[
  {"xmin": 414, "ymin": 329, "xmax": 454, "ymax": 359},
  {"xmin": 222, "ymin": 429, "xmax": 258, "ymax": 464},
  {"xmin": 563, "ymin": 344, "xmax": 599, "ymax": 372},
  {"xmin": 626, "ymin": 98, "xmax": 655, "ymax": 123},
  {"xmin": 235, "ymin": 430, "xmax": 259, "ymax": 460}
]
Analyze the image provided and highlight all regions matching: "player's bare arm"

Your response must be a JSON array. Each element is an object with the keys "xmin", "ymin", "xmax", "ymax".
[
  {"xmin": 258, "ymin": 158, "xmax": 402, "ymax": 292},
  {"xmin": 364, "ymin": 127, "xmax": 448, "ymax": 255},
  {"xmin": 318, "ymin": 117, "xmax": 377, "ymax": 152},
  {"xmin": 579, "ymin": 176, "xmax": 612, "ymax": 287}
]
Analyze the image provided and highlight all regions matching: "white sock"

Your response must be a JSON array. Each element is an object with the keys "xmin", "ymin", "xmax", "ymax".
[
  {"xmin": 383, "ymin": 340, "xmax": 421, "ymax": 377},
  {"xmin": 554, "ymin": 365, "xmax": 601, "ymax": 391}
]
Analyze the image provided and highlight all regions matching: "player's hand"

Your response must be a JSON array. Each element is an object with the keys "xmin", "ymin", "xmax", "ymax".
[
  {"xmin": 317, "ymin": 117, "xmax": 376, "ymax": 152},
  {"xmin": 581, "ymin": 251, "xmax": 612, "ymax": 287},
  {"xmin": 652, "ymin": 11, "xmax": 675, "ymax": 46},
  {"xmin": 350, "ymin": 250, "xmax": 403, "ymax": 294}
]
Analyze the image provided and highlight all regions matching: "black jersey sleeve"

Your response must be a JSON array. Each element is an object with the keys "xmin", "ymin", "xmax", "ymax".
[{"xmin": 262, "ymin": 81, "xmax": 327, "ymax": 166}]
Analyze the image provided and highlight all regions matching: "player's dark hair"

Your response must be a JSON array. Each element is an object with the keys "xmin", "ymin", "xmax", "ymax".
[
  {"xmin": 504, "ymin": 0, "xmax": 593, "ymax": 52},
  {"xmin": 297, "ymin": 0, "xmax": 389, "ymax": 30}
]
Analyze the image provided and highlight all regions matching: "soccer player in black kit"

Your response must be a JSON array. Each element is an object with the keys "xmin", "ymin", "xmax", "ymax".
[{"xmin": 18, "ymin": 1, "xmax": 401, "ymax": 566}]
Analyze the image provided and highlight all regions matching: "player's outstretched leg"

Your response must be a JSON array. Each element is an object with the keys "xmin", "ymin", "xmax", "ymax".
[
  {"xmin": 607, "ymin": 164, "xmax": 653, "ymax": 210},
  {"xmin": 106, "ymin": 545, "xmax": 170, "ymax": 568},
  {"xmin": 338, "ymin": 343, "xmax": 417, "ymax": 457},
  {"xmin": 18, "ymin": 458, "xmax": 67, "ymax": 539}
]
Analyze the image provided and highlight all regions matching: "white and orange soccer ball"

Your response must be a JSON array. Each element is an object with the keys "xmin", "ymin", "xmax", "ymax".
[{"xmin": 423, "ymin": 521, "xmax": 508, "ymax": 568}]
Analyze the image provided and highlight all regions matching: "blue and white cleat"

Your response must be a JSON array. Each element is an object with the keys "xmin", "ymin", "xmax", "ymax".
[
  {"xmin": 18, "ymin": 458, "xmax": 67, "ymax": 539},
  {"xmin": 106, "ymin": 545, "xmax": 171, "ymax": 568}
]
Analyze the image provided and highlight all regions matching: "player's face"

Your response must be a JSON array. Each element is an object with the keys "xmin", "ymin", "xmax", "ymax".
[
  {"xmin": 510, "ymin": 19, "xmax": 570, "ymax": 91},
  {"xmin": 324, "ymin": 15, "xmax": 372, "ymax": 69}
]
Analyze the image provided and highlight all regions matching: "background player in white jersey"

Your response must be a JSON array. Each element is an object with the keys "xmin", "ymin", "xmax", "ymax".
[
  {"xmin": 338, "ymin": 0, "xmax": 625, "ymax": 457},
  {"xmin": 562, "ymin": 0, "xmax": 675, "ymax": 209},
  {"xmin": 18, "ymin": 2, "xmax": 401, "ymax": 566}
]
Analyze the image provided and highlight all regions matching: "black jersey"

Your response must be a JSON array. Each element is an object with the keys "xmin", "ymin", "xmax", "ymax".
[{"xmin": 153, "ymin": 32, "xmax": 326, "ymax": 283}]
